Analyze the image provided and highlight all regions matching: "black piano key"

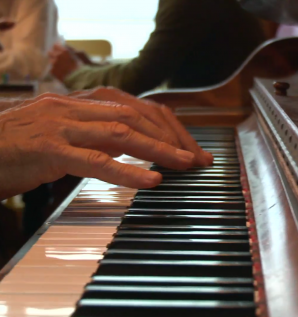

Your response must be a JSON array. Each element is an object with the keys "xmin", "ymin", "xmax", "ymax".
[
  {"xmin": 128, "ymin": 208, "xmax": 246, "ymax": 216},
  {"xmin": 73, "ymin": 299, "xmax": 256, "ymax": 317},
  {"xmin": 150, "ymin": 166, "xmax": 240, "ymax": 172},
  {"xmin": 96, "ymin": 259, "xmax": 252, "ymax": 277},
  {"xmin": 82, "ymin": 284, "xmax": 254, "ymax": 301},
  {"xmin": 119, "ymin": 224, "xmax": 248, "ymax": 231},
  {"xmin": 137, "ymin": 189, "xmax": 244, "ymax": 196},
  {"xmin": 154, "ymin": 169, "xmax": 240, "ymax": 174},
  {"xmin": 150, "ymin": 183, "xmax": 242, "ymax": 191},
  {"xmin": 91, "ymin": 275, "xmax": 254, "ymax": 287},
  {"xmin": 188, "ymin": 134, "xmax": 235, "ymax": 141},
  {"xmin": 122, "ymin": 214, "xmax": 247, "ymax": 226},
  {"xmin": 186, "ymin": 126, "xmax": 234, "ymax": 133},
  {"xmin": 115, "ymin": 229, "xmax": 248, "ymax": 240},
  {"xmin": 160, "ymin": 179, "xmax": 240, "ymax": 184},
  {"xmin": 104, "ymin": 249, "xmax": 252, "ymax": 262},
  {"xmin": 209, "ymin": 153, "xmax": 238, "ymax": 158},
  {"xmin": 208, "ymin": 151, "xmax": 238, "ymax": 155},
  {"xmin": 134, "ymin": 195, "xmax": 244, "ymax": 200},
  {"xmin": 130, "ymin": 200, "xmax": 246, "ymax": 210},
  {"xmin": 108, "ymin": 237, "xmax": 250, "ymax": 252},
  {"xmin": 158, "ymin": 173, "xmax": 240, "ymax": 180}
]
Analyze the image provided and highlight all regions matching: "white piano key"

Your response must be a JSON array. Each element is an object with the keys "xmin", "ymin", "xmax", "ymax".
[
  {"xmin": 2, "ymin": 266, "xmax": 97, "ymax": 280},
  {"xmin": 47, "ymin": 225, "xmax": 117, "ymax": 234},
  {"xmin": 0, "ymin": 282, "xmax": 86, "ymax": 295},
  {"xmin": 0, "ymin": 294, "xmax": 77, "ymax": 317},
  {"xmin": 0, "ymin": 156, "xmax": 151, "ymax": 315},
  {"xmin": 35, "ymin": 237, "xmax": 113, "ymax": 247},
  {"xmin": 39, "ymin": 232, "xmax": 114, "ymax": 240},
  {"xmin": 16, "ymin": 245, "xmax": 106, "ymax": 265}
]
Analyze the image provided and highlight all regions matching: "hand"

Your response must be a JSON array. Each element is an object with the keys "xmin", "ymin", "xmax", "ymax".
[
  {"xmin": 67, "ymin": 45, "xmax": 110, "ymax": 66},
  {"xmin": 69, "ymin": 87, "xmax": 214, "ymax": 166},
  {"xmin": 0, "ymin": 93, "xmax": 196, "ymax": 199},
  {"xmin": 49, "ymin": 44, "xmax": 80, "ymax": 82}
]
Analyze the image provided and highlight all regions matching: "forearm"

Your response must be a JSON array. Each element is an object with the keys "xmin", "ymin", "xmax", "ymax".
[{"xmin": 64, "ymin": 59, "xmax": 165, "ymax": 96}]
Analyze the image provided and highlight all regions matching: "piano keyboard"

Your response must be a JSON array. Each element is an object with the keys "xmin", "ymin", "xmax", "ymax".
[{"xmin": 0, "ymin": 127, "xmax": 257, "ymax": 317}]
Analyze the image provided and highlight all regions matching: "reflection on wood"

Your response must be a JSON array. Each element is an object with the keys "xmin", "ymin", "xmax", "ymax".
[{"xmin": 141, "ymin": 38, "xmax": 298, "ymax": 109}]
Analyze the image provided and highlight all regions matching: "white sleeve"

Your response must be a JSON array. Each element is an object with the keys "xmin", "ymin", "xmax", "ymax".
[{"xmin": 0, "ymin": 0, "xmax": 59, "ymax": 79}]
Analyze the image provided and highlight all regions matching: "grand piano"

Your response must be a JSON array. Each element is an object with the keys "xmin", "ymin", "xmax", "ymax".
[{"xmin": 1, "ymin": 1, "xmax": 298, "ymax": 317}]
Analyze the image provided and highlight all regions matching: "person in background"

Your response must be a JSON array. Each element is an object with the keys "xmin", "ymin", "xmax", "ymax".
[
  {"xmin": 0, "ymin": 0, "xmax": 59, "ymax": 79},
  {"xmin": 238, "ymin": 0, "xmax": 298, "ymax": 25},
  {"xmin": 49, "ymin": 0, "xmax": 265, "ymax": 95}
]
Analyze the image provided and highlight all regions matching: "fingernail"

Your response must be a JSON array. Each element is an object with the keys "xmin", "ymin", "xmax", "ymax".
[
  {"xmin": 176, "ymin": 149, "xmax": 195, "ymax": 162},
  {"xmin": 204, "ymin": 151, "xmax": 214, "ymax": 164},
  {"xmin": 144, "ymin": 172, "xmax": 162, "ymax": 187}
]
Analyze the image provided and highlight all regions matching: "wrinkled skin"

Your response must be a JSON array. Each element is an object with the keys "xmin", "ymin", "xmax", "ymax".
[
  {"xmin": 0, "ymin": 90, "xmax": 213, "ymax": 199},
  {"xmin": 48, "ymin": 44, "xmax": 80, "ymax": 82},
  {"xmin": 69, "ymin": 87, "xmax": 213, "ymax": 167}
]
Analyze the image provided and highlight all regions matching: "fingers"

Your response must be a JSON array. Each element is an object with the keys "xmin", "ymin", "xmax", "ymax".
[
  {"xmin": 73, "ymin": 87, "xmax": 182, "ymax": 147},
  {"xmin": 161, "ymin": 106, "xmax": 214, "ymax": 166},
  {"xmin": 13, "ymin": 95, "xmax": 177, "ymax": 147},
  {"xmin": 64, "ymin": 121, "xmax": 195, "ymax": 170},
  {"xmin": 56, "ymin": 145, "xmax": 162, "ymax": 188},
  {"xmin": 39, "ymin": 97, "xmax": 176, "ymax": 146},
  {"xmin": 48, "ymin": 44, "xmax": 65, "ymax": 60}
]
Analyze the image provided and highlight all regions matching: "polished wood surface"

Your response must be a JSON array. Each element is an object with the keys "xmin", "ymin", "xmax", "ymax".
[
  {"xmin": 140, "ymin": 37, "xmax": 298, "ymax": 109},
  {"xmin": 237, "ymin": 113, "xmax": 298, "ymax": 317},
  {"xmin": 175, "ymin": 106, "xmax": 251, "ymax": 127}
]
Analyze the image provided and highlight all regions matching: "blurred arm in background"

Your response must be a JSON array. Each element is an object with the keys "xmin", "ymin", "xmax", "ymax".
[{"xmin": 50, "ymin": 0, "xmax": 264, "ymax": 95}]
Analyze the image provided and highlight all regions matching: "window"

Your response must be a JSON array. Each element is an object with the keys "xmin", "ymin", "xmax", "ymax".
[{"xmin": 55, "ymin": 0, "xmax": 159, "ymax": 59}]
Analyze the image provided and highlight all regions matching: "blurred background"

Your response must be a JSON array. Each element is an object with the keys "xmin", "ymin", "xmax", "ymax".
[{"xmin": 56, "ymin": 0, "xmax": 158, "ymax": 60}]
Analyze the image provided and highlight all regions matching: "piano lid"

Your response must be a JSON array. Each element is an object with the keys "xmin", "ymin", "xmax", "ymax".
[{"xmin": 239, "ymin": 0, "xmax": 298, "ymax": 24}]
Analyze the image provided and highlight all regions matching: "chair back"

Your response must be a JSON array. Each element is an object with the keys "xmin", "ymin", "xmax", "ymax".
[{"xmin": 66, "ymin": 39, "xmax": 112, "ymax": 60}]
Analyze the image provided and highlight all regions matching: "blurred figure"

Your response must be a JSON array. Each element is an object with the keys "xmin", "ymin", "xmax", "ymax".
[
  {"xmin": 50, "ymin": 0, "xmax": 265, "ymax": 95},
  {"xmin": 0, "ymin": 0, "xmax": 59, "ymax": 79},
  {"xmin": 238, "ymin": 0, "xmax": 298, "ymax": 24}
]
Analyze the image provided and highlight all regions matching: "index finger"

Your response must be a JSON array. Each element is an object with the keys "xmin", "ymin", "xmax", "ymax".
[
  {"xmin": 161, "ymin": 106, "xmax": 214, "ymax": 166},
  {"xmin": 55, "ymin": 145, "xmax": 162, "ymax": 188}
]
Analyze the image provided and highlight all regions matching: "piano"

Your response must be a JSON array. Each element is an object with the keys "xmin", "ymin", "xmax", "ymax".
[
  {"xmin": 1, "ymin": 65, "xmax": 298, "ymax": 316},
  {"xmin": 2, "ymin": 0, "xmax": 298, "ymax": 307}
]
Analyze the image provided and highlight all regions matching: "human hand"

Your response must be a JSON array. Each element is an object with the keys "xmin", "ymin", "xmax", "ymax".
[
  {"xmin": 0, "ymin": 93, "xmax": 196, "ymax": 199},
  {"xmin": 49, "ymin": 44, "xmax": 80, "ymax": 82},
  {"xmin": 66, "ymin": 46, "xmax": 110, "ymax": 66},
  {"xmin": 69, "ymin": 87, "xmax": 214, "ymax": 166}
]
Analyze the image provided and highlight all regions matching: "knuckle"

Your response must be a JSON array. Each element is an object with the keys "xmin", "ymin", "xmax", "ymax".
[
  {"xmin": 36, "ymin": 138, "xmax": 60, "ymax": 154},
  {"xmin": 109, "ymin": 122, "xmax": 132, "ymax": 140},
  {"xmin": 153, "ymin": 140, "xmax": 168, "ymax": 154},
  {"xmin": 87, "ymin": 151, "xmax": 111, "ymax": 169},
  {"xmin": 106, "ymin": 86, "xmax": 120, "ymax": 94},
  {"xmin": 37, "ymin": 96, "xmax": 62, "ymax": 109},
  {"xmin": 90, "ymin": 86, "xmax": 106, "ymax": 95},
  {"xmin": 116, "ymin": 105, "xmax": 139, "ymax": 122},
  {"xmin": 38, "ymin": 92, "xmax": 57, "ymax": 100}
]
